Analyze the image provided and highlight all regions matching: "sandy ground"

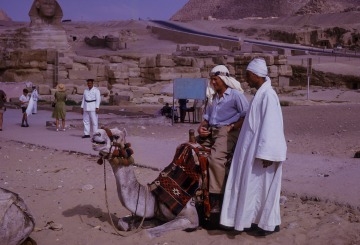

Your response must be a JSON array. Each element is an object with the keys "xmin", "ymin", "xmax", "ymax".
[{"xmin": 1, "ymin": 87, "xmax": 360, "ymax": 245}]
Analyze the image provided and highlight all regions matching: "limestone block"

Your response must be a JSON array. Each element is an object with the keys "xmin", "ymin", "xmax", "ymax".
[
  {"xmin": 73, "ymin": 62, "xmax": 89, "ymax": 71},
  {"xmin": 262, "ymin": 54, "xmax": 274, "ymax": 66},
  {"xmin": 109, "ymin": 56, "xmax": 123, "ymax": 63},
  {"xmin": 58, "ymin": 71, "xmax": 68, "ymax": 79},
  {"xmin": 139, "ymin": 56, "xmax": 156, "ymax": 68},
  {"xmin": 131, "ymin": 86, "xmax": 151, "ymax": 93},
  {"xmin": 68, "ymin": 70, "xmax": 96, "ymax": 80},
  {"xmin": 203, "ymin": 58, "xmax": 214, "ymax": 67},
  {"xmin": 213, "ymin": 56, "xmax": 229, "ymax": 66},
  {"xmin": 153, "ymin": 67, "xmax": 176, "ymax": 81},
  {"xmin": 192, "ymin": 58, "xmax": 205, "ymax": 68},
  {"xmin": 110, "ymin": 90, "xmax": 133, "ymax": 101},
  {"xmin": 38, "ymin": 84, "xmax": 51, "ymax": 95},
  {"xmin": 234, "ymin": 54, "xmax": 257, "ymax": 65},
  {"xmin": 106, "ymin": 63, "xmax": 128, "ymax": 72},
  {"xmin": 278, "ymin": 65, "xmax": 293, "ymax": 77},
  {"xmin": 98, "ymin": 80, "xmax": 108, "ymax": 88},
  {"xmin": 27, "ymin": 61, "xmax": 47, "ymax": 70},
  {"xmin": 173, "ymin": 57, "xmax": 192, "ymax": 66},
  {"xmin": 156, "ymin": 54, "xmax": 175, "ymax": 67},
  {"xmin": 128, "ymin": 67, "xmax": 140, "ymax": 77},
  {"xmin": 268, "ymin": 65, "xmax": 279, "ymax": 78},
  {"xmin": 173, "ymin": 66, "xmax": 201, "ymax": 76},
  {"xmin": 271, "ymin": 77, "xmax": 279, "ymax": 87},
  {"xmin": 279, "ymin": 76, "xmax": 290, "ymax": 87},
  {"xmin": 73, "ymin": 56, "xmax": 104, "ymax": 64},
  {"xmin": 108, "ymin": 71, "xmax": 129, "ymax": 79},
  {"xmin": 87, "ymin": 64, "xmax": 106, "ymax": 77},
  {"xmin": 147, "ymin": 82, "xmax": 171, "ymax": 95},
  {"xmin": 274, "ymin": 55, "xmax": 288, "ymax": 65},
  {"xmin": 3, "ymin": 69, "xmax": 44, "ymax": 83},
  {"xmin": 66, "ymin": 94, "xmax": 83, "ymax": 104},
  {"xmin": 128, "ymin": 77, "xmax": 144, "ymax": 86},
  {"xmin": 111, "ymin": 83, "xmax": 131, "ymax": 91},
  {"xmin": 109, "ymin": 78, "xmax": 128, "ymax": 85},
  {"xmin": 74, "ymin": 85, "xmax": 87, "ymax": 95},
  {"xmin": 59, "ymin": 56, "xmax": 74, "ymax": 69},
  {"xmin": 140, "ymin": 68, "xmax": 155, "ymax": 80},
  {"xmin": 17, "ymin": 50, "xmax": 48, "ymax": 63},
  {"xmin": 98, "ymin": 87, "xmax": 110, "ymax": 96}
]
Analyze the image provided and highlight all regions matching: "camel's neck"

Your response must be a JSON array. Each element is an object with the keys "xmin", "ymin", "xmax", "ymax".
[{"xmin": 110, "ymin": 163, "xmax": 148, "ymax": 214}]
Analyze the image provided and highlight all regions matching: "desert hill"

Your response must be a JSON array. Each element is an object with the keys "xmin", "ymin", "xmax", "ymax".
[{"xmin": 171, "ymin": 0, "xmax": 360, "ymax": 21}]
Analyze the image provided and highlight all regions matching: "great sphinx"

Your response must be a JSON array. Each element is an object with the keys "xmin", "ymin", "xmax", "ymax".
[
  {"xmin": 28, "ymin": 0, "xmax": 63, "ymax": 26},
  {"xmin": 26, "ymin": 0, "xmax": 70, "ymax": 52}
]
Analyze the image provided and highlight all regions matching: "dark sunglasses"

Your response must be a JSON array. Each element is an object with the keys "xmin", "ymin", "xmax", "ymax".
[{"xmin": 209, "ymin": 71, "xmax": 230, "ymax": 77}]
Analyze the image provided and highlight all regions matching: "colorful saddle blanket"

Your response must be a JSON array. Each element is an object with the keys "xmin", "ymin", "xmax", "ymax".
[{"xmin": 149, "ymin": 143, "xmax": 210, "ymax": 216}]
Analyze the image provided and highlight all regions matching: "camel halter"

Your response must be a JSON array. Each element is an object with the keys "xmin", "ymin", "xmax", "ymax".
[{"xmin": 100, "ymin": 128, "xmax": 148, "ymax": 236}]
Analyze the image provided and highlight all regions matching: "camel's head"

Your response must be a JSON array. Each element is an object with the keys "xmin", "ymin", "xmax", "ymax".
[
  {"xmin": 92, "ymin": 127, "xmax": 134, "ymax": 166},
  {"xmin": 92, "ymin": 127, "xmax": 127, "ymax": 154}
]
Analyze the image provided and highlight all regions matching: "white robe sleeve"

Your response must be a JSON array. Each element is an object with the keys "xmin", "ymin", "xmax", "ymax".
[{"xmin": 255, "ymin": 91, "xmax": 287, "ymax": 162}]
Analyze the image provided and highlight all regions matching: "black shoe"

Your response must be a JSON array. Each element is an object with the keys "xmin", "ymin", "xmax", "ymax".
[
  {"xmin": 25, "ymin": 124, "xmax": 29, "ymax": 127},
  {"xmin": 253, "ymin": 225, "xmax": 280, "ymax": 237},
  {"xmin": 21, "ymin": 124, "xmax": 26, "ymax": 127},
  {"xmin": 244, "ymin": 223, "xmax": 259, "ymax": 232},
  {"xmin": 82, "ymin": 135, "xmax": 90, "ymax": 138}
]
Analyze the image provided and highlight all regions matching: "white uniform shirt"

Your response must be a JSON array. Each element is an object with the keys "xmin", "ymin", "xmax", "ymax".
[{"xmin": 81, "ymin": 87, "xmax": 101, "ymax": 111}]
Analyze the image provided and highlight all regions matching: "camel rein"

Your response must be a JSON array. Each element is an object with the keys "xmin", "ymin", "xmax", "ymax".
[{"xmin": 102, "ymin": 144, "xmax": 148, "ymax": 237}]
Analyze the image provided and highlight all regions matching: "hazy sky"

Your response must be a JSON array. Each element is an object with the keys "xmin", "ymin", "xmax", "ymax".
[{"xmin": 0, "ymin": 0, "xmax": 188, "ymax": 21}]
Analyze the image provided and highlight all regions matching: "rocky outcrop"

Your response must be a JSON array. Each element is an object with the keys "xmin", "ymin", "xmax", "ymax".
[{"xmin": 171, "ymin": 0, "xmax": 360, "ymax": 21}]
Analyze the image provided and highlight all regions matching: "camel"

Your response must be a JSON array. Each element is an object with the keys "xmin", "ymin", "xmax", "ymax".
[{"xmin": 92, "ymin": 127, "xmax": 202, "ymax": 238}]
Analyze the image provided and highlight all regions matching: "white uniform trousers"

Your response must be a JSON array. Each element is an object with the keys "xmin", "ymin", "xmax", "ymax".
[{"xmin": 83, "ymin": 111, "xmax": 98, "ymax": 136}]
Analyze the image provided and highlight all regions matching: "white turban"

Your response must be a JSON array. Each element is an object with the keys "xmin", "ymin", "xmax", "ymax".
[
  {"xmin": 246, "ymin": 58, "xmax": 268, "ymax": 78},
  {"xmin": 206, "ymin": 65, "xmax": 244, "ymax": 102}
]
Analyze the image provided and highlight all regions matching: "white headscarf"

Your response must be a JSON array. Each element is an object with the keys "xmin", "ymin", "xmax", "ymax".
[
  {"xmin": 246, "ymin": 58, "xmax": 268, "ymax": 78},
  {"xmin": 206, "ymin": 65, "xmax": 244, "ymax": 102},
  {"xmin": 246, "ymin": 58, "xmax": 272, "ymax": 85}
]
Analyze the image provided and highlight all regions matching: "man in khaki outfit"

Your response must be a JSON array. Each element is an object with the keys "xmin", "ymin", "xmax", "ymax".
[{"xmin": 197, "ymin": 64, "xmax": 249, "ymax": 214}]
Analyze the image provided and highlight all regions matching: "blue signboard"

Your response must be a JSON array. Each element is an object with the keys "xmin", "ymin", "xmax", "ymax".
[{"xmin": 173, "ymin": 78, "xmax": 207, "ymax": 100}]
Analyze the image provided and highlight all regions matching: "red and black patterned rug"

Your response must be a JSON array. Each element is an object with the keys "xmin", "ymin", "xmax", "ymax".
[{"xmin": 148, "ymin": 143, "xmax": 208, "ymax": 216}]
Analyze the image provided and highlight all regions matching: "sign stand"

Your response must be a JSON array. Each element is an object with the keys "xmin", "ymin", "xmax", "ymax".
[{"xmin": 307, "ymin": 58, "xmax": 312, "ymax": 100}]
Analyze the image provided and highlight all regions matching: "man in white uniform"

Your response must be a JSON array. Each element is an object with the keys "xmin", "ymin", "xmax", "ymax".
[
  {"xmin": 220, "ymin": 58, "xmax": 287, "ymax": 236},
  {"xmin": 31, "ymin": 86, "xmax": 39, "ymax": 114},
  {"xmin": 81, "ymin": 79, "xmax": 101, "ymax": 138}
]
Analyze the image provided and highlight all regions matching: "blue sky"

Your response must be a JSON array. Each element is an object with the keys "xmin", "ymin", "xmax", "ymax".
[{"xmin": 0, "ymin": 0, "xmax": 188, "ymax": 21}]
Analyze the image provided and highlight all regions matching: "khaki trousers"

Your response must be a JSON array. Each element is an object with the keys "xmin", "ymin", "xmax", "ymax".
[{"xmin": 198, "ymin": 126, "xmax": 240, "ymax": 194}]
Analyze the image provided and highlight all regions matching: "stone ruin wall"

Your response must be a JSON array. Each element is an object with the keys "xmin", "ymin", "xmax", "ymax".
[{"xmin": 0, "ymin": 50, "xmax": 292, "ymax": 105}]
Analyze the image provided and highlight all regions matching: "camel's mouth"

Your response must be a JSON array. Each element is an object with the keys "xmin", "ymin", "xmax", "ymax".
[{"xmin": 92, "ymin": 139, "xmax": 106, "ymax": 145}]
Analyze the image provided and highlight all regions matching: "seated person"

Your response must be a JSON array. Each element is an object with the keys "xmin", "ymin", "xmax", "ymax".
[{"xmin": 161, "ymin": 103, "xmax": 172, "ymax": 117}]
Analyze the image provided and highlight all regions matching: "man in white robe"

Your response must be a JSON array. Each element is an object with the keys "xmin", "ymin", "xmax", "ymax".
[
  {"xmin": 81, "ymin": 79, "xmax": 101, "ymax": 138},
  {"xmin": 31, "ymin": 86, "xmax": 39, "ymax": 114},
  {"xmin": 220, "ymin": 58, "xmax": 287, "ymax": 236}
]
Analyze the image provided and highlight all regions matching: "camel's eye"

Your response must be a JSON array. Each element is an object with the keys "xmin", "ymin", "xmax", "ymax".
[{"xmin": 94, "ymin": 132, "xmax": 101, "ymax": 137}]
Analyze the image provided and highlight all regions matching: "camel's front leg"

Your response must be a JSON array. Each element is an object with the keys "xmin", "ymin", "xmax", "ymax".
[
  {"xmin": 117, "ymin": 215, "xmax": 165, "ymax": 231},
  {"xmin": 145, "ymin": 201, "xmax": 199, "ymax": 238}
]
